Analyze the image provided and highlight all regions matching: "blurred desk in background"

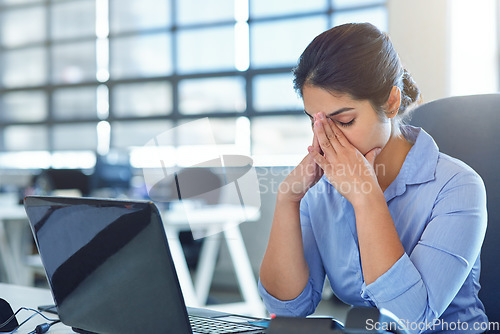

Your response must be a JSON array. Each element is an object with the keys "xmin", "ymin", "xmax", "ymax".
[
  {"xmin": 162, "ymin": 204, "xmax": 266, "ymax": 317},
  {"xmin": 0, "ymin": 204, "xmax": 34, "ymax": 285}
]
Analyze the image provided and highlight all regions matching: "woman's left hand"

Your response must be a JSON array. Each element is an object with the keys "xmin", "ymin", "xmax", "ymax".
[{"xmin": 309, "ymin": 113, "xmax": 382, "ymax": 206}]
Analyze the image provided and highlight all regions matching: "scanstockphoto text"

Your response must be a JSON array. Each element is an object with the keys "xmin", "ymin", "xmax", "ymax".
[
  {"xmin": 366, "ymin": 318, "xmax": 500, "ymax": 333},
  {"xmin": 256, "ymin": 163, "xmax": 386, "ymax": 196}
]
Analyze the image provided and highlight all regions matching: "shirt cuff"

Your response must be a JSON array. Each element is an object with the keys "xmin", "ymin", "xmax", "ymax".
[
  {"xmin": 258, "ymin": 279, "xmax": 316, "ymax": 317},
  {"xmin": 361, "ymin": 252, "xmax": 422, "ymax": 304}
]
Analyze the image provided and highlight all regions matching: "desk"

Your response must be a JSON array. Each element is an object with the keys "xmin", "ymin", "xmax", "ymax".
[
  {"xmin": 0, "ymin": 283, "xmax": 70, "ymax": 334},
  {"xmin": 163, "ymin": 204, "xmax": 266, "ymax": 317},
  {"xmin": 0, "ymin": 205, "xmax": 35, "ymax": 285}
]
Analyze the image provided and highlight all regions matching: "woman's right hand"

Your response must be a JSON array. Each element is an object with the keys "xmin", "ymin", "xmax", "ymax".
[{"xmin": 278, "ymin": 131, "xmax": 324, "ymax": 203}]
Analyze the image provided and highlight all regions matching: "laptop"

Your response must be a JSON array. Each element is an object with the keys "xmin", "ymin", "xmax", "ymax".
[{"xmin": 24, "ymin": 195, "xmax": 268, "ymax": 334}]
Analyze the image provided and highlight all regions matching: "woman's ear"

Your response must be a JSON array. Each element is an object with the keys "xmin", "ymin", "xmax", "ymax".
[{"xmin": 385, "ymin": 86, "xmax": 401, "ymax": 118}]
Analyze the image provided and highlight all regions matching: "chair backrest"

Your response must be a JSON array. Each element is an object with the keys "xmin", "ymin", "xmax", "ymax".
[{"xmin": 410, "ymin": 94, "xmax": 500, "ymax": 323}]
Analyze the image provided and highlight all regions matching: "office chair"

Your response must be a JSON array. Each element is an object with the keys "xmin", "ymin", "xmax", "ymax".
[{"xmin": 409, "ymin": 93, "xmax": 500, "ymax": 324}]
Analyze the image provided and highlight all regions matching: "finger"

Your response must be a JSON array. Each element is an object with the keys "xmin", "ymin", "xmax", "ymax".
[
  {"xmin": 317, "ymin": 114, "xmax": 343, "ymax": 152},
  {"xmin": 312, "ymin": 131, "xmax": 322, "ymax": 154},
  {"xmin": 327, "ymin": 118, "xmax": 351, "ymax": 148},
  {"xmin": 314, "ymin": 119, "xmax": 336, "ymax": 156},
  {"xmin": 309, "ymin": 150, "xmax": 329, "ymax": 171}
]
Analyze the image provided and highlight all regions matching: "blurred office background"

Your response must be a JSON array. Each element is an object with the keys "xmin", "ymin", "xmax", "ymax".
[{"xmin": 0, "ymin": 0, "xmax": 498, "ymax": 319}]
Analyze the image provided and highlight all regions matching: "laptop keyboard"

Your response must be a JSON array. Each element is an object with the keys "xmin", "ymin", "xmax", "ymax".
[{"xmin": 189, "ymin": 315, "xmax": 264, "ymax": 333}]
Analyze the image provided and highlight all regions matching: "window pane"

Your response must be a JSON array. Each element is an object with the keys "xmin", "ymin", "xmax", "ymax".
[
  {"xmin": 253, "ymin": 73, "xmax": 302, "ymax": 112},
  {"xmin": 52, "ymin": 123, "xmax": 98, "ymax": 150},
  {"xmin": 251, "ymin": 0, "xmax": 327, "ymax": 18},
  {"xmin": 331, "ymin": 0, "xmax": 385, "ymax": 9},
  {"xmin": 1, "ymin": 47, "xmax": 46, "ymax": 87},
  {"xmin": 1, "ymin": 6, "xmax": 45, "ymax": 47},
  {"xmin": 0, "ymin": 91, "xmax": 47, "ymax": 122},
  {"xmin": 1, "ymin": 0, "xmax": 42, "ymax": 4},
  {"xmin": 113, "ymin": 82, "xmax": 172, "ymax": 117},
  {"xmin": 52, "ymin": 41, "xmax": 97, "ymax": 84},
  {"xmin": 331, "ymin": 6, "xmax": 388, "ymax": 32},
  {"xmin": 53, "ymin": 86, "xmax": 97, "ymax": 120},
  {"xmin": 111, "ymin": 120, "xmax": 173, "ymax": 149},
  {"xmin": 251, "ymin": 116, "xmax": 312, "ymax": 155},
  {"xmin": 51, "ymin": 0, "xmax": 95, "ymax": 40},
  {"xmin": 110, "ymin": 0, "xmax": 171, "ymax": 33},
  {"xmin": 177, "ymin": 117, "xmax": 240, "ymax": 145},
  {"xmin": 110, "ymin": 33, "xmax": 172, "ymax": 79},
  {"xmin": 177, "ymin": 26, "xmax": 235, "ymax": 74},
  {"xmin": 179, "ymin": 77, "xmax": 245, "ymax": 115},
  {"xmin": 176, "ymin": 0, "xmax": 234, "ymax": 25},
  {"xmin": 4, "ymin": 125, "xmax": 48, "ymax": 151},
  {"xmin": 251, "ymin": 16, "xmax": 327, "ymax": 68}
]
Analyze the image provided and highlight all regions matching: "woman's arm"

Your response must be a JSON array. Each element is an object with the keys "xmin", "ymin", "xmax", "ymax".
[
  {"xmin": 353, "ymin": 191, "xmax": 405, "ymax": 285},
  {"xmin": 259, "ymin": 194, "xmax": 309, "ymax": 300},
  {"xmin": 310, "ymin": 115, "xmax": 404, "ymax": 285},
  {"xmin": 260, "ymin": 129, "xmax": 324, "ymax": 301}
]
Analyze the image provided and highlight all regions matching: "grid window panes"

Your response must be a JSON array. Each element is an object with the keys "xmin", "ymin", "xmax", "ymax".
[
  {"xmin": 52, "ymin": 41, "xmax": 97, "ymax": 84},
  {"xmin": 3, "ymin": 125, "xmax": 48, "ymax": 151},
  {"xmin": 0, "ymin": 0, "xmax": 387, "ymax": 167},
  {"xmin": 250, "ymin": 16, "xmax": 328, "ymax": 68},
  {"xmin": 331, "ymin": 6, "xmax": 388, "ymax": 31},
  {"xmin": 253, "ymin": 73, "xmax": 302, "ymax": 112},
  {"xmin": 179, "ymin": 77, "xmax": 246, "ymax": 115},
  {"xmin": 251, "ymin": 116, "xmax": 312, "ymax": 155},
  {"xmin": 1, "ymin": 47, "xmax": 47, "ymax": 87},
  {"xmin": 177, "ymin": 26, "xmax": 236, "ymax": 74},
  {"xmin": 176, "ymin": 0, "xmax": 234, "ymax": 25},
  {"xmin": 111, "ymin": 120, "xmax": 173, "ymax": 149},
  {"xmin": 0, "ymin": 91, "xmax": 47, "ymax": 122},
  {"xmin": 110, "ymin": 34, "xmax": 172, "ymax": 79},
  {"xmin": 53, "ymin": 86, "xmax": 98, "ymax": 120},
  {"xmin": 112, "ymin": 82, "xmax": 173, "ymax": 118},
  {"xmin": 250, "ymin": 0, "xmax": 327, "ymax": 18},
  {"xmin": 1, "ymin": 6, "xmax": 45, "ymax": 47},
  {"xmin": 109, "ymin": 0, "xmax": 171, "ymax": 33},
  {"xmin": 50, "ymin": 0, "xmax": 96, "ymax": 40},
  {"xmin": 52, "ymin": 123, "xmax": 98, "ymax": 151}
]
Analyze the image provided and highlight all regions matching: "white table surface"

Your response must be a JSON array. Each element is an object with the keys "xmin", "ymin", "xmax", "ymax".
[{"xmin": 0, "ymin": 283, "xmax": 72, "ymax": 333}]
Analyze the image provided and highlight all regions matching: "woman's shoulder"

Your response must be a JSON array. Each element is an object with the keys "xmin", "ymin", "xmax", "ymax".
[{"xmin": 435, "ymin": 152, "xmax": 485, "ymax": 190}]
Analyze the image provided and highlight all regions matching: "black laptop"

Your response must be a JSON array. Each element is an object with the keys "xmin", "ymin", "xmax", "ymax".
[{"xmin": 24, "ymin": 195, "xmax": 267, "ymax": 334}]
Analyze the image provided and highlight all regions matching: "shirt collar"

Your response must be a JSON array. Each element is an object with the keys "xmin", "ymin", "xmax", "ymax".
[{"xmin": 384, "ymin": 125, "xmax": 439, "ymax": 201}]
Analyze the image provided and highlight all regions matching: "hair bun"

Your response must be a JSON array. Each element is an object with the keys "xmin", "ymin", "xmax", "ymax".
[{"xmin": 399, "ymin": 69, "xmax": 421, "ymax": 114}]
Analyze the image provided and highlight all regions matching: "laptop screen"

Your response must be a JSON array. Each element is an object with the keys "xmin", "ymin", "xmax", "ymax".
[{"xmin": 24, "ymin": 196, "xmax": 192, "ymax": 334}]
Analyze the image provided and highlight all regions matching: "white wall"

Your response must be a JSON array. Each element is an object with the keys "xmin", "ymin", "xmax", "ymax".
[
  {"xmin": 388, "ymin": 0, "xmax": 498, "ymax": 103},
  {"xmin": 388, "ymin": 0, "xmax": 451, "ymax": 103}
]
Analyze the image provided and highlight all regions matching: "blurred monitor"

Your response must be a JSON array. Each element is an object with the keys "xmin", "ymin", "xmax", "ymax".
[
  {"xmin": 32, "ymin": 168, "xmax": 91, "ymax": 197},
  {"xmin": 90, "ymin": 152, "xmax": 132, "ymax": 194}
]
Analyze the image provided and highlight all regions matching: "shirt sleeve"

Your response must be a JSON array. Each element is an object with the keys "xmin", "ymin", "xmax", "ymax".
[
  {"xmin": 258, "ymin": 192, "xmax": 326, "ymax": 317},
  {"xmin": 361, "ymin": 170, "xmax": 487, "ymax": 329}
]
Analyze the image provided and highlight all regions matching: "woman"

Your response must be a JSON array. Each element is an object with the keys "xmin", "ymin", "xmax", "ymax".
[{"xmin": 259, "ymin": 23, "xmax": 488, "ymax": 333}]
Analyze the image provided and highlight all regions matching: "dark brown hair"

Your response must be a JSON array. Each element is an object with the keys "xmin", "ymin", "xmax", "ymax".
[{"xmin": 293, "ymin": 23, "xmax": 420, "ymax": 121}]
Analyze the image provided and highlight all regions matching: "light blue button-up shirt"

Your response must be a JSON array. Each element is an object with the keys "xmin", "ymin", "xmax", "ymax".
[{"xmin": 258, "ymin": 126, "xmax": 488, "ymax": 333}]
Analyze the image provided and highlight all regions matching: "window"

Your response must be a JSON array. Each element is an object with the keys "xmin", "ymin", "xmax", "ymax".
[{"xmin": 0, "ymin": 0, "xmax": 387, "ymax": 168}]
